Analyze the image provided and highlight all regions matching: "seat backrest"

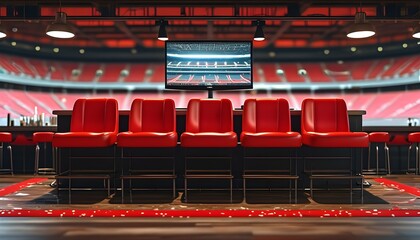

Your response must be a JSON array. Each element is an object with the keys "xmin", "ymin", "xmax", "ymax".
[
  {"xmin": 242, "ymin": 98, "xmax": 291, "ymax": 133},
  {"xmin": 186, "ymin": 99, "xmax": 233, "ymax": 133},
  {"xmin": 70, "ymin": 98, "xmax": 119, "ymax": 133},
  {"xmin": 129, "ymin": 99, "xmax": 176, "ymax": 132},
  {"xmin": 301, "ymin": 98, "xmax": 349, "ymax": 133}
]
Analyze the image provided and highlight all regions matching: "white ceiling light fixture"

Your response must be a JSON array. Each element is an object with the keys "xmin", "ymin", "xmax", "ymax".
[
  {"xmin": 157, "ymin": 19, "xmax": 168, "ymax": 41},
  {"xmin": 413, "ymin": 24, "xmax": 420, "ymax": 39},
  {"xmin": 347, "ymin": 12, "xmax": 376, "ymax": 39},
  {"xmin": 46, "ymin": 12, "xmax": 75, "ymax": 39},
  {"xmin": 0, "ymin": 23, "xmax": 7, "ymax": 38},
  {"xmin": 253, "ymin": 20, "xmax": 265, "ymax": 41}
]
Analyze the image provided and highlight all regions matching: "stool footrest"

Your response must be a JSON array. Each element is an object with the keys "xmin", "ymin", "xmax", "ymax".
[
  {"xmin": 243, "ymin": 174, "xmax": 298, "ymax": 179},
  {"xmin": 310, "ymin": 174, "xmax": 363, "ymax": 180},
  {"xmin": 121, "ymin": 174, "xmax": 176, "ymax": 179},
  {"xmin": 185, "ymin": 174, "xmax": 233, "ymax": 179}
]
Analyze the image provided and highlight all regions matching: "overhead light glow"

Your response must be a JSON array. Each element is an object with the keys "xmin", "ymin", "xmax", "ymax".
[
  {"xmin": 413, "ymin": 25, "xmax": 420, "ymax": 39},
  {"xmin": 46, "ymin": 12, "xmax": 75, "ymax": 39},
  {"xmin": 347, "ymin": 12, "xmax": 376, "ymax": 39},
  {"xmin": 0, "ymin": 24, "xmax": 7, "ymax": 38},
  {"xmin": 157, "ymin": 20, "xmax": 168, "ymax": 41},
  {"xmin": 253, "ymin": 20, "xmax": 265, "ymax": 41}
]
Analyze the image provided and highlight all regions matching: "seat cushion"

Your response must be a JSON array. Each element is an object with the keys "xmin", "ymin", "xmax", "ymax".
[
  {"xmin": 117, "ymin": 131, "xmax": 177, "ymax": 147},
  {"xmin": 33, "ymin": 132, "xmax": 55, "ymax": 143},
  {"xmin": 368, "ymin": 132, "xmax": 390, "ymax": 143},
  {"xmin": 408, "ymin": 132, "xmax": 420, "ymax": 143},
  {"xmin": 53, "ymin": 132, "xmax": 117, "ymax": 148},
  {"xmin": 0, "ymin": 132, "xmax": 12, "ymax": 142},
  {"xmin": 241, "ymin": 132, "xmax": 301, "ymax": 148},
  {"xmin": 302, "ymin": 132, "xmax": 369, "ymax": 147},
  {"xmin": 181, "ymin": 132, "xmax": 237, "ymax": 148}
]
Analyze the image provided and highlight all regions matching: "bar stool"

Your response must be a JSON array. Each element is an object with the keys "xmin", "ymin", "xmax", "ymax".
[
  {"xmin": 301, "ymin": 98, "xmax": 368, "ymax": 204},
  {"xmin": 181, "ymin": 99, "xmax": 237, "ymax": 203},
  {"xmin": 33, "ymin": 132, "xmax": 56, "ymax": 175},
  {"xmin": 0, "ymin": 132, "xmax": 13, "ymax": 175},
  {"xmin": 408, "ymin": 132, "xmax": 420, "ymax": 175},
  {"xmin": 367, "ymin": 132, "xmax": 390, "ymax": 175}
]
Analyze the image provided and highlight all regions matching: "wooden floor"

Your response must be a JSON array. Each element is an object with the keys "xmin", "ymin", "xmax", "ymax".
[{"xmin": 1, "ymin": 174, "xmax": 420, "ymax": 239}]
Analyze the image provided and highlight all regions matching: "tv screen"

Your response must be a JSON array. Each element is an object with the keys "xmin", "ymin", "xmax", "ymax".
[{"xmin": 165, "ymin": 41, "xmax": 253, "ymax": 90}]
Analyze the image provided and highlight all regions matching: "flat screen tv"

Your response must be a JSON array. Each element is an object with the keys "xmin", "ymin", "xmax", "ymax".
[{"xmin": 165, "ymin": 41, "xmax": 253, "ymax": 92}]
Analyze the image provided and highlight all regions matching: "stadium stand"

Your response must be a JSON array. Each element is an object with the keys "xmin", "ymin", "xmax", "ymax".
[
  {"xmin": 1, "ymin": 53, "xmax": 419, "ymax": 84},
  {"xmin": 2, "ymin": 88, "xmax": 419, "ymax": 125},
  {"xmin": 124, "ymin": 64, "xmax": 148, "ymax": 83},
  {"xmin": 260, "ymin": 63, "xmax": 284, "ymax": 82},
  {"xmin": 98, "ymin": 63, "xmax": 127, "ymax": 82},
  {"xmin": 0, "ymin": 52, "xmax": 419, "ymax": 127},
  {"xmin": 300, "ymin": 63, "xmax": 331, "ymax": 82},
  {"xmin": 77, "ymin": 63, "xmax": 102, "ymax": 82},
  {"xmin": 279, "ymin": 63, "xmax": 307, "ymax": 82}
]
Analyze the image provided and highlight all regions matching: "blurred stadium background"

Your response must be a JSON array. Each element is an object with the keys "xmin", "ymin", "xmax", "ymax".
[{"xmin": 0, "ymin": 0, "xmax": 419, "ymax": 126}]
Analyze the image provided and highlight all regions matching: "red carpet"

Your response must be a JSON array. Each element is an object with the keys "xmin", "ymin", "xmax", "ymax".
[
  {"xmin": 0, "ymin": 178, "xmax": 48, "ymax": 197},
  {"xmin": 374, "ymin": 178, "xmax": 420, "ymax": 197},
  {"xmin": 1, "ymin": 209, "xmax": 420, "ymax": 218},
  {"xmin": 1, "ymin": 177, "xmax": 420, "ymax": 218}
]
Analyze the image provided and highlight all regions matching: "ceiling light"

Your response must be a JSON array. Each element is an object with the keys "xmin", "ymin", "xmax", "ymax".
[
  {"xmin": 413, "ymin": 25, "xmax": 420, "ymax": 39},
  {"xmin": 0, "ymin": 23, "xmax": 7, "ymax": 38},
  {"xmin": 253, "ymin": 20, "xmax": 265, "ymax": 41},
  {"xmin": 157, "ymin": 20, "xmax": 168, "ymax": 41},
  {"xmin": 347, "ymin": 12, "xmax": 375, "ymax": 39},
  {"xmin": 46, "ymin": 12, "xmax": 75, "ymax": 39}
]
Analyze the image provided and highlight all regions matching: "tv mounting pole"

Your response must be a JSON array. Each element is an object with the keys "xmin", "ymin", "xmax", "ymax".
[{"xmin": 207, "ymin": 88, "xmax": 213, "ymax": 99}]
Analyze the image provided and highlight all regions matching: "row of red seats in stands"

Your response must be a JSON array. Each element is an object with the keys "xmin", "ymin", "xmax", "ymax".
[
  {"xmin": 2, "ymin": 53, "xmax": 420, "ymax": 83},
  {"xmin": 4, "ymin": 88, "xmax": 420, "ymax": 120}
]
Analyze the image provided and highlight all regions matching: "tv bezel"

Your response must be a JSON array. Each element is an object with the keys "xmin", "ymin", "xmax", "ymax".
[{"xmin": 164, "ymin": 40, "xmax": 253, "ymax": 91}]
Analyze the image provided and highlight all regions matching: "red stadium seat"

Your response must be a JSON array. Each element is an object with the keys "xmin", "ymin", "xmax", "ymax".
[
  {"xmin": 0, "ymin": 132, "xmax": 13, "ymax": 175},
  {"xmin": 181, "ymin": 99, "xmax": 237, "ymax": 203},
  {"xmin": 301, "ymin": 98, "xmax": 369, "ymax": 203},
  {"xmin": 117, "ymin": 99, "xmax": 178, "ymax": 202},
  {"xmin": 52, "ymin": 98, "xmax": 119, "ymax": 203},
  {"xmin": 241, "ymin": 98, "xmax": 301, "ymax": 203}
]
